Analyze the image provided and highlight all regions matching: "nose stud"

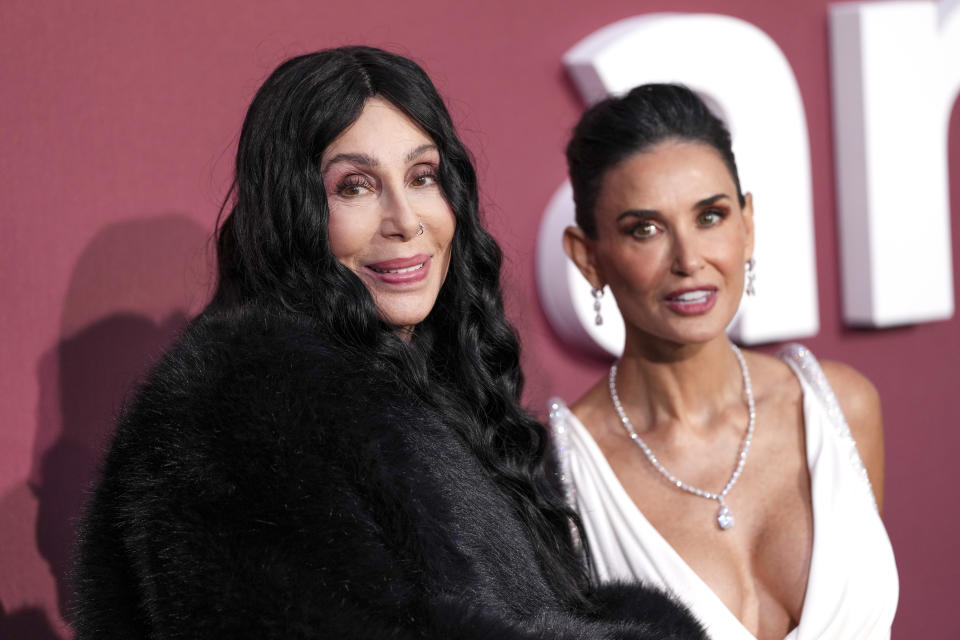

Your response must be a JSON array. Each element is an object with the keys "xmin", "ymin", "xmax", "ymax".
[{"xmin": 416, "ymin": 221, "xmax": 424, "ymax": 236}]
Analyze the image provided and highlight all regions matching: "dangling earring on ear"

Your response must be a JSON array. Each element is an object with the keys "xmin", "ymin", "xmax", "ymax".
[
  {"xmin": 592, "ymin": 287, "xmax": 605, "ymax": 325},
  {"xmin": 745, "ymin": 257, "xmax": 757, "ymax": 297}
]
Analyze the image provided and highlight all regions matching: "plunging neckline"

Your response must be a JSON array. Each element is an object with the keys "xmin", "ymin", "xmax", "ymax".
[{"xmin": 553, "ymin": 376, "xmax": 818, "ymax": 640}]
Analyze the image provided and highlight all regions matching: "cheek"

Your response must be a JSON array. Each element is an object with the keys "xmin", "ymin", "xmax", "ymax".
[
  {"xmin": 327, "ymin": 206, "xmax": 376, "ymax": 264},
  {"xmin": 435, "ymin": 215, "xmax": 456, "ymax": 277},
  {"xmin": 426, "ymin": 199, "xmax": 456, "ymax": 249},
  {"xmin": 437, "ymin": 209, "xmax": 456, "ymax": 246},
  {"xmin": 705, "ymin": 231, "xmax": 747, "ymax": 272},
  {"xmin": 599, "ymin": 242, "xmax": 668, "ymax": 291}
]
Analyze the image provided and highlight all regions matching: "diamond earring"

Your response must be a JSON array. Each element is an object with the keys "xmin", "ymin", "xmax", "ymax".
[
  {"xmin": 591, "ymin": 287, "xmax": 604, "ymax": 326},
  {"xmin": 745, "ymin": 257, "xmax": 756, "ymax": 297}
]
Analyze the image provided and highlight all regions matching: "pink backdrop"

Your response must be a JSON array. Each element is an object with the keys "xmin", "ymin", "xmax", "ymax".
[{"xmin": 1, "ymin": 1, "xmax": 957, "ymax": 637}]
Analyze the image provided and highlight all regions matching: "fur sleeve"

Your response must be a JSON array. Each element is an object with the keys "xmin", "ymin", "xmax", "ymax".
[{"xmin": 73, "ymin": 307, "xmax": 706, "ymax": 640}]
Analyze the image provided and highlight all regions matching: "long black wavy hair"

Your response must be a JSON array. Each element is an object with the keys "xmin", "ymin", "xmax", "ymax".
[
  {"xmin": 208, "ymin": 47, "xmax": 590, "ymax": 606},
  {"xmin": 567, "ymin": 83, "xmax": 745, "ymax": 238}
]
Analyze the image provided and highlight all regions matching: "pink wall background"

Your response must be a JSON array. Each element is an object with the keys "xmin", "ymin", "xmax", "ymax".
[{"xmin": 1, "ymin": 1, "xmax": 957, "ymax": 637}]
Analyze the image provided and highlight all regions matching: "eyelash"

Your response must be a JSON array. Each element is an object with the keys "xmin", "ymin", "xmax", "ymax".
[
  {"xmin": 333, "ymin": 165, "xmax": 439, "ymax": 196},
  {"xmin": 628, "ymin": 208, "xmax": 728, "ymax": 238},
  {"xmin": 630, "ymin": 221, "xmax": 659, "ymax": 239},
  {"xmin": 698, "ymin": 208, "xmax": 728, "ymax": 226},
  {"xmin": 335, "ymin": 174, "xmax": 372, "ymax": 196},
  {"xmin": 409, "ymin": 165, "xmax": 439, "ymax": 187}
]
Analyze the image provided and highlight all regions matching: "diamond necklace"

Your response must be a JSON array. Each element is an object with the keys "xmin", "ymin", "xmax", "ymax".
[{"xmin": 608, "ymin": 343, "xmax": 756, "ymax": 531}]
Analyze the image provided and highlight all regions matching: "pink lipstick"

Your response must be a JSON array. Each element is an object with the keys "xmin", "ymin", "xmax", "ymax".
[
  {"xmin": 365, "ymin": 254, "xmax": 431, "ymax": 285},
  {"xmin": 663, "ymin": 287, "xmax": 718, "ymax": 315}
]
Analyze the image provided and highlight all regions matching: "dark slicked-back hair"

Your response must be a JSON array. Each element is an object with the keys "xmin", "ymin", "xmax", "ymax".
[
  {"xmin": 566, "ymin": 83, "xmax": 745, "ymax": 238},
  {"xmin": 209, "ymin": 46, "xmax": 590, "ymax": 606}
]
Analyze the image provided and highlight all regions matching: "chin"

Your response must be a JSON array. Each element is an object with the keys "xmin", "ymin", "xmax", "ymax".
[
  {"xmin": 379, "ymin": 305, "xmax": 434, "ymax": 329},
  {"xmin": 370, "ymin": 288, "xmax": 440, "ymax": 328},
  {"xmin": 650, "ymin": 320, "xmax": 729, "ymax": 347}
]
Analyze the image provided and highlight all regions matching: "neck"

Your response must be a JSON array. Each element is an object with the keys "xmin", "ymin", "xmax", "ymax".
[{"xmin": 615, "ymin": 334, "xmax": 744, "ymax": 434}]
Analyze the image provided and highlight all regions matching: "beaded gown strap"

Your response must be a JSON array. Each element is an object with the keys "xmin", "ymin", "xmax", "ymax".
[
  {"xmin": 777, "ymin": 343, "xmax": 878, "ymax": 512},
  {"xmin": 548, "ymin": 399, "xmax": 575, "ymax": 507},
  {"xmin": 547, "ymin": 398, "xmax": 584, "ymax": 556}
]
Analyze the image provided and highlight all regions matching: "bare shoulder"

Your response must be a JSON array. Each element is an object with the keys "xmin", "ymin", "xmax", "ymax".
[
  {"xmin": 819, "ymin": 361, "xmax": 882, "ymax": 427},
  {"xmin": 820, "ymin": 360, "xmax": 886, "ymax": 508},
  {"xmin": 742, "ymin": 349, "xmax": 804, "ymax": 406}
]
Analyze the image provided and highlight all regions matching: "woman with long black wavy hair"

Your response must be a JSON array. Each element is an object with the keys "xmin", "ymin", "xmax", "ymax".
[{"xmin": 72, "ymin": 47, "xmax": 705, "ymax": 639}]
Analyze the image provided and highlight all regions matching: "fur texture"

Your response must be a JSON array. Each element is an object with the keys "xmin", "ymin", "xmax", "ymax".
[{"xmin": 73, "ymin": 306, "xmax": 706, "ymax": 639}]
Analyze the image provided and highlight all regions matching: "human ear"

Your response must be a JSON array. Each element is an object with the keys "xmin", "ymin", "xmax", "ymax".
[
  {"xmin": 562, "ymin": 226, "xmax": 604, "ymax": 289},
  {"xmin": 741, "ymin": 192, "xmax": 755, "ymax": 261}
]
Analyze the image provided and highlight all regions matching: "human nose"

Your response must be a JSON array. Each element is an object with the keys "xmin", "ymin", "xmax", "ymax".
[
  {"xmin": 380, "ymin": 183, "xmax": 421, "ymax": 241},
  {"xmin": 670, "ymin": 229, "xmax": 704, "ymax": 275}
]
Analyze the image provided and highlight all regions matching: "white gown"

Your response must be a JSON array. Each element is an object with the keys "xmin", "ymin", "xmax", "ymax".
[{"xmin": 549, "ymin": 344, "xmax": 898, "ymax": 640}]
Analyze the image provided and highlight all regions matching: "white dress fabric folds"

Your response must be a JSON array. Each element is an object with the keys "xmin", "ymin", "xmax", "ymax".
[{"xmin": 549, "ymin": 344, "xmax": 898, "ymax": 640}]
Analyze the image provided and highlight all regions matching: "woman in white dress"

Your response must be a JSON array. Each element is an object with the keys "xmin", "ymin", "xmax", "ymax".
[{"xmin": 551, "ymin": 84, "xmax": 898, "ymax": 639}]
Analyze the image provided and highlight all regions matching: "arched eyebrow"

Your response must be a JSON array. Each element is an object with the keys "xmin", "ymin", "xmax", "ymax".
[
  {"xmin": 321, "ymin": 144, "xmax": 438, "ymax": 176},
  {"xmin": 406, "ymin": 144, "xmax": 438, "ymax": 162},
  {"xmin": 616, "ymin": 193, "xmax": 731, "ymax": 222},
  {"xmin": 694, "ymin": 193, "xmax": 730, "ymax": 209},
  {"xmin": 616, "ymin": 208, "xmax": 658, "ymax": 222},
  {"xmin": 321, "ymin": 153, "xmax": 378, "ymax": 176}
]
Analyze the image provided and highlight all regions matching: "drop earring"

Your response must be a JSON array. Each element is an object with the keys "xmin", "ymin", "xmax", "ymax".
[
  {"xmin": 745, "ymin": 257, "xmax": 756, "ymax": 296},
  {"xmin": 592, "ymin": 287, "xmax": 604, "ymax": 325}
]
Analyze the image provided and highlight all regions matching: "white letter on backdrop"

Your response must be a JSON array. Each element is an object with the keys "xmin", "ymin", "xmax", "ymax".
[
  {"xmin": 537, "ymin": 13, "xmax": 819, "ymax": 356},
  {"xmin": 830, "ymin": 0, "xmax": 958, "ymax": 326}
]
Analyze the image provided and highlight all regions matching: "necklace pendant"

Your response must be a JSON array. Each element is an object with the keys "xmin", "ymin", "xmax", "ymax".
[
  {"xmin": 717, "ymin": 503, "xmax": 735, "ymax": 530},
  {"xmin": 609, "ymin": 344, "xmax": 754, "ymax": 533}
]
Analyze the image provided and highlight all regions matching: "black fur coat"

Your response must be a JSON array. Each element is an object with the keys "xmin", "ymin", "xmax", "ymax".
[{"xmin": 73, "ymin": 306, "xmax": 705, "ymax": 639}]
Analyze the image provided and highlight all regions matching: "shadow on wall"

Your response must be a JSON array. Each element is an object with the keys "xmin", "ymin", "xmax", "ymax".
[
  {"xmin": 0, "ymin": 600, "xmax": 61, "ymax": 640},
  {"xmin": 0, "ymin": 214, "xmax": 210, "ymax": 638}
]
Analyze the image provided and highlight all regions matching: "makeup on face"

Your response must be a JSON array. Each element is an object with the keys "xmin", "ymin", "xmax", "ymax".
[
  {"xmin": 589, "ymin": 141, "xmax": 753, "ymax": 345},
  {"xmin": 364, "ymin": 254, "xmax": 432, "ymax": 285},
  {"xmin": 663, "ymin": 286, "xmax": 719, "ymax": 315},
  {"xmin": 321, "ymin": 98, "xmax": 456, "ymax": 330}
]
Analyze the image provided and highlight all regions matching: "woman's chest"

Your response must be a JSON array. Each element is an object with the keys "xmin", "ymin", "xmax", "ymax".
[{"xmin": 596, "ymin": 416, "xmax": 814, "ymax": 637}]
